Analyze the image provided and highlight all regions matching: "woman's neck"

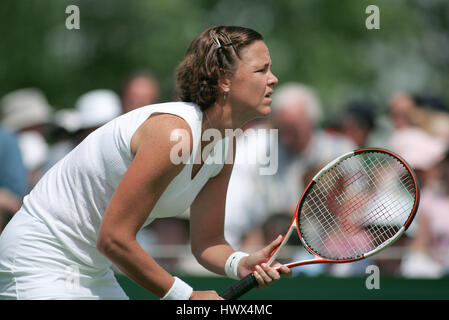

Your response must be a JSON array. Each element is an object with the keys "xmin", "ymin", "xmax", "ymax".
[{"xmin": 202, "ymin": 102, "xmax": 249, "ymax": 135}]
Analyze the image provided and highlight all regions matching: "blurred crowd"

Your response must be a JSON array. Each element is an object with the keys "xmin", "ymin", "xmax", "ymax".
[
  {"xmin": 1, "ymin": 75, "xmax": 448, "ymax": 279},
  {"xmin": 224, "ymin": 85, "xmax": 449, "ymax": 279},
  {"xmin": 0, "ymin": 71, "xmax": 160, "ymax": 233}
]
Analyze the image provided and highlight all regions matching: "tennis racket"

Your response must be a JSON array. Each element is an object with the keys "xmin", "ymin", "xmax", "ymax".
[{"xmin": 221, "ymin": 148, "xmax": 420, "ymax": 300}]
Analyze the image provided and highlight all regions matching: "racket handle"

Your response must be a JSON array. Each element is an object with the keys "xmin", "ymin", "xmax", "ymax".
[{"xmin": 220, "ymin": 273, "xmax": 258, "ymax": 300}]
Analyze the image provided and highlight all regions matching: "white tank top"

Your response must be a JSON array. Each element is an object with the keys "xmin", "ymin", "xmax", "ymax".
[{"xmin": 22, "ymin": 102, "xmax": 228, "ymax": 272}]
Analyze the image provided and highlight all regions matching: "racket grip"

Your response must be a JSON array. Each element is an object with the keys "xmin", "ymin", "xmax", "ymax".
[{"xmin": 220, "ymin": 273, "xmax": 258, "ymax": 300}]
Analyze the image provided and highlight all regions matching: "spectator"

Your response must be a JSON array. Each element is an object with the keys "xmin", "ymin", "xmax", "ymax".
[
  {"xmin": 395, "ymin": 129, "xmax": 449, "ymax": 278},
  {"xmin": 17, "ymin": 132, "xmax": 49, "ymax": 189},
  {"xmin": 120, "ymin": 71, "xmax": 160, "ymax": 113},
  {"xmin": 225, "ymin": 82, "xmax": 356, "ymax": 248},
  {"xmin": 388, "ymin": 92, "xmax": 416, "ymax": 130},
  {"xmin": 0, "ymin": 88, "xmax": 52, "ymax": 190},
  {"xmin": 412, "ymin": 94, "xmax": 447, "ymax": 112},
  {"xmin": 339, "ymin": 100, "xmax": 377, "ymax": 148},
  {"xmin": 0, "ymin": 126, "xmax": 27, "ymax": 234},
  {"xmin": 391, "ymin": 127, "xmax": 446, "ymax": 190},
  {"xmin": 74, "ymin": 89, "xmax": 122, "ymax": 143},
  {"xmin": 409, "ymin": 94, "xmax": 449, "ymax": 142},
  {"xmin": 43, "ymin": 108, "xmax": 81, "ymax": 172},
  {"xmin": 387, "ymin": 91, "xmax": 449, "ymax": 147},
  {"xmin": 1, "ymin": 88, "xmax": 52, "ymax": 136},
  {"xmin": 0, "ymin": 126, "xmax": 28, "ymax": 200},
  {"xmin": 44, "ymin": 90, "xmax": 122, "ymax": 171}
]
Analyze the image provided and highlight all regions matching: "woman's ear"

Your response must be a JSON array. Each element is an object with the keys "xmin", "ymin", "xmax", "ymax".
[{"xmin": 218, "ymin": 77, "xmax": 231, "ymax": 95}]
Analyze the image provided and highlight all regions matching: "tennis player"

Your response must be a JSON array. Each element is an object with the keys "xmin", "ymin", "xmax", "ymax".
[{"xmin": 0, "ymin": 26, "xmax": 290, "ymax": 300}]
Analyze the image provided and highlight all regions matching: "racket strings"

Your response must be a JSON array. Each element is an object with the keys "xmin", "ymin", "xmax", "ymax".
[
  {"xmin": 299, "ymin": 151, "xmax": 416, "ymax": 260},
  {"xmin": 305, "ymin": 164, "xmax": 375, "ymax": 257},
  {"xmin": 338, "ymin": 155, "xmax": 411, "ymax": 249},
  {"xmin": 360, "ymin": 156, "xmax": 414, "ymax": 241},
  {"xmin": 342, "ymin": 155, "xmax": 409, "ymax": 250}
]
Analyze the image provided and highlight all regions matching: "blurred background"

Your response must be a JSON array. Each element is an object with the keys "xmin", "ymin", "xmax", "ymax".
[{"xmin": 1, "ymin": 0, "xmax": 449, "ymax": 299}]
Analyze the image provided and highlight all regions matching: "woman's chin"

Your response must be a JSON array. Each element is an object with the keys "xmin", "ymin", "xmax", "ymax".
[
  {"xmin": 257, "ymin": 104, "xmax": 272, "ymax": 117},
  {"xmin": 239, "ymin": 103, "xmax": 272, "ymax": 123}
]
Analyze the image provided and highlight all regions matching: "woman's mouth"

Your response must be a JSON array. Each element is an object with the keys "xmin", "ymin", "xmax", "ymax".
[{"xmin": 264, "ymin": 91, "xmax": 273, "ymax": 102}]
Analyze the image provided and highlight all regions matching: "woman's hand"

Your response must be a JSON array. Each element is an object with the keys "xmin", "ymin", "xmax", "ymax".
[
  {"xmin": 190, "ymin": 290, "xmax": 224, "ymax": 300},
  {"xmin": 238, "ymin": 235, "xmax": 291, "ymax": 288}
]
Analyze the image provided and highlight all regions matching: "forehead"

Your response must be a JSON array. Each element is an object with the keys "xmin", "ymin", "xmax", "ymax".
[{"xmin": 238, "ymin": 40, "xmax": 271, "ymax": 67}]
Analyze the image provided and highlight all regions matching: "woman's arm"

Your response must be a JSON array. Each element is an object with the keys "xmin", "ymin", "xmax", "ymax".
[
  {"xmin": 189, "ymin": 139, "xmax": 236, "ymax": 274},
  {"xmin": 190, "ymin": 137, "xmax": 290, "ymax": 287},
  {"xmin": 97, "ymin": 114, "xmax": 220, "ymax": 299}
]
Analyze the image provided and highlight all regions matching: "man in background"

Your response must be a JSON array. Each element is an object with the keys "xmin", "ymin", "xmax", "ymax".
[{"xmin": 120, "ymin": 71, "xmax": 159, "ymax": 113}]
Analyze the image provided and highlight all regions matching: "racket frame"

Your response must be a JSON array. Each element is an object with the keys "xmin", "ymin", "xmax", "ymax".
[{"xmin": 269, "ymin": 148, "xmax": 419, "ymax": 267}]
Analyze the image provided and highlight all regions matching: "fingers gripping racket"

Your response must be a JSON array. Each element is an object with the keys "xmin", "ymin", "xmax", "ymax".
[{"xmin": 221, "ymin": 148, "xmax": 420, "ymax": 300}]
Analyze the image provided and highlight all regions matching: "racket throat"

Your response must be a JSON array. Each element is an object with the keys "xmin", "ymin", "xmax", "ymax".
[{"xmin": 266, "ymin": 221, "xmax": 298, "ymax": 266}]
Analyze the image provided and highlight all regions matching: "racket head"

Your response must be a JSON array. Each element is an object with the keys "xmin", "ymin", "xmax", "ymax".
[{"xmin": 295, "ymin": 148, "xmax": 420, "ymax": 263}]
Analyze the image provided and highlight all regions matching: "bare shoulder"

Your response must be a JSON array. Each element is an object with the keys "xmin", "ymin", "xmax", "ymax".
[{"xmin": 131, "ymin": 113, "xmax": 193, "ymax": 156}]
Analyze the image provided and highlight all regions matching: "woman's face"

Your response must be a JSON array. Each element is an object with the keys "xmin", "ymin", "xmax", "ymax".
[{"xmin": 228, "ymin": 40, "xmax": 278, "ymax": 119}]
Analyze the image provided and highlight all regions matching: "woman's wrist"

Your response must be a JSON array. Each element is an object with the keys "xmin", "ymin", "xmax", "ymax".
[
  {"xmin": 160, "ymin": 276, "xmax": 193, "ymax": 300},
  {"xmin": 224, "ymin": 251, "xmax": 249, "ymax": 280}
]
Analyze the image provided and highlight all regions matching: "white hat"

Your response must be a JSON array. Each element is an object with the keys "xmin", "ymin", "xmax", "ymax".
[
  {"xmin": 17, "ymin": 131, "xmax": 49, "ymax": 170},
  {"xmin": 75, "ymin": 89, "xmax": 121, "ymax": 129},
  {"xmin": 53, "ymin": 109, "xmax": 82, "ymax": 133},
  {"xmin": 391, "ymin": 127, "xmax": 447, "ymax": 170},
  {"xmin": 1, "ymin": 88, "xmax": 52, "ymax": 131}
]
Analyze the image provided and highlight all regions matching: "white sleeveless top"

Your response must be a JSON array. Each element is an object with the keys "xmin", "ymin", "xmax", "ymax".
[{"xmin": 22, "ymin": 102, "xmax": 228, "ymax": 272}]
